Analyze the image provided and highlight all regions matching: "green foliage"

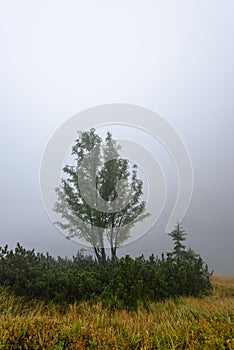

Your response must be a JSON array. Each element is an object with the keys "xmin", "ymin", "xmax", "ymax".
[
  {"xmin": 0, "ymin": 244, "xmax": 102, "ymax": 303},
  {"xmin": 54, "ymin": 128, "xmax": 149, "ymax": 264},
  {"xmin": 0, "ymin": 224, "xmax": 212, "ymax": 310},
  {"xmin": 165, "ymin": 223, "xmax": 212, "ymax": 297},
  {"xmin": 168, "ymin": 221, "xmax": 186, "ymax": 257},
  {"xmin": 102, "ymin": 255, "xmax": 145, "ymax": 310}
]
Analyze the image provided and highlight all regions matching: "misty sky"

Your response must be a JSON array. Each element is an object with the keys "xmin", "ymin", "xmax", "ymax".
[{"xmin": 0, "ymin": 1, "xmax": 233, "ymax": 275}]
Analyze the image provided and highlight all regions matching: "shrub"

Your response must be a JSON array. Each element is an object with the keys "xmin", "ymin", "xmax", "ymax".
[{"xmin": 0, "ymin": 225, "xmax": 212, "ymax": 309}]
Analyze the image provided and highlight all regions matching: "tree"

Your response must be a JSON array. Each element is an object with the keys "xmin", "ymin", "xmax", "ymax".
[
  {"xmin": 166, "ymin": 223, "xmax": 212, "ymax": 296},
  {"xmin": 54, "ymin": 128, "xmax": 149, "ymax": 264},
  {"xmin": 168, "ymin": 222, "xmax": 187, "ymax": 258}
]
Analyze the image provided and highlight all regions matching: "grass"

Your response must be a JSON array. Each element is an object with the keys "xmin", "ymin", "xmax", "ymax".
[{"xmin": 0, "ymin": 276, "xmax": 233, "ymax": 349}]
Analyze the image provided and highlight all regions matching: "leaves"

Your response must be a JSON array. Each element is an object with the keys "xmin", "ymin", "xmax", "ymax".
[
  {"xmin": 54, "ymin": 128, "xmax": 150, "ymax": 263},
  {"xmin": 0, "ymin": 225, "xmax": 212, "ymax": 309}
]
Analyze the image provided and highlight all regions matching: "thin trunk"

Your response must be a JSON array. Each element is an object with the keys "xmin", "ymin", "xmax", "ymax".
[
  {"xmin": 101, "ymin": 247, "xmax": 106, "ymax": 265},
  {"xmin": 93, "ymin": 246, "xmax": 106, "ymax": 265},
  {"xmin": 111, "ymin": 246, "xmax": 117, "ymax": 263},
  {"xmin": 93, "ymin": 246, "xmax": 101, "ymax": 265}
]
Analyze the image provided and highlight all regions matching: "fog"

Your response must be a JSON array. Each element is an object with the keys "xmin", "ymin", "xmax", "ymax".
[{"xmin": 0, "ymin": 0, "xmax": 233, "ymax": 274}]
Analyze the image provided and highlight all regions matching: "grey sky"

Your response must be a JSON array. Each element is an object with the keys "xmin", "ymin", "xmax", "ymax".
[{"xmin": 0, "ymin": 1, "xmax": 233, "ymax": 274}]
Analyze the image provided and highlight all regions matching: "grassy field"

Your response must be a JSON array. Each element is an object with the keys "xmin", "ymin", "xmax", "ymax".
[{"xmin": 0, "ymin": 276, "xmax": 233, "ymax": 349}]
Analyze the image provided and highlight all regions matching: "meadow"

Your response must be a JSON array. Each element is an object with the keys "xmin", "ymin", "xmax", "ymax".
[{"xmin": 0, "ymin": 276, "xmax": 233, "ymax": 349}]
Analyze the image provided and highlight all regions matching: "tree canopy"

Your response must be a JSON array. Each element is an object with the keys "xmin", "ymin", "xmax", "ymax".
[{"xmin": 54, "ymin": 128, "xmax": 149, "ymax": 264}]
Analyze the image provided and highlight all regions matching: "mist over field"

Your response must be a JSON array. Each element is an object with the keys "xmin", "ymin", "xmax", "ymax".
[{"xmin": 0, "ymin": 1, "xmax": 234, "ymax": 275}]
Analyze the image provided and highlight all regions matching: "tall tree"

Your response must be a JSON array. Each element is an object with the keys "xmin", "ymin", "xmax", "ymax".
[{"xmin": 54, "ymin": 128, "xmax": 149, "ymax": 264}]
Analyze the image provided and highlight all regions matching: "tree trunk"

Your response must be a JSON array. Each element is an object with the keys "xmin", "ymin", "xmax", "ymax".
[
  {"xmin": 111, "ymin": 246, "xmax": 117, "ymax": 263},
  {"xmin": 93, "ymin": 246, "xmax": 106, "ymax": 265}
]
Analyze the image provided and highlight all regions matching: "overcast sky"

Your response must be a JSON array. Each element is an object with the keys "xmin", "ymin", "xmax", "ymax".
[{"xmin": 0, "ymin": 0, "xmax": 233, "ymax": 275}]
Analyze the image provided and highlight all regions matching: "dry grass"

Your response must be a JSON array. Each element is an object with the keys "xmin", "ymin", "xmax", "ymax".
[
  {"xmin": 0, "ymin": 276, "xmax": 233, "ymax": 349},
  {"xmin": 211, "ymin": 275, "xmax": 234, "ymax": 286}
]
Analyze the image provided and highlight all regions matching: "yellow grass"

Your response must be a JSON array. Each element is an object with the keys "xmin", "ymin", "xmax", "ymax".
[
  {"xmin": 0, "ymin": 276, "xmax": 234, "ymax": 349},
  {"xmin": 211, "ymin": 275, "xmax": 234, "ymax": 286}
]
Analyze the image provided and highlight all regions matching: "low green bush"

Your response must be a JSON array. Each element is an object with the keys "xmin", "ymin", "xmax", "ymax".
[{"xmin": 0, "ymin": 224, "xmax": 212, "ymax": 309}]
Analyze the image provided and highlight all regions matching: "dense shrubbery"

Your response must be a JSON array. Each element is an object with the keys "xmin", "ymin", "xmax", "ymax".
[{"xmin": 0, "ymin": 225, "xmax": 212, "ymax": 309}]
